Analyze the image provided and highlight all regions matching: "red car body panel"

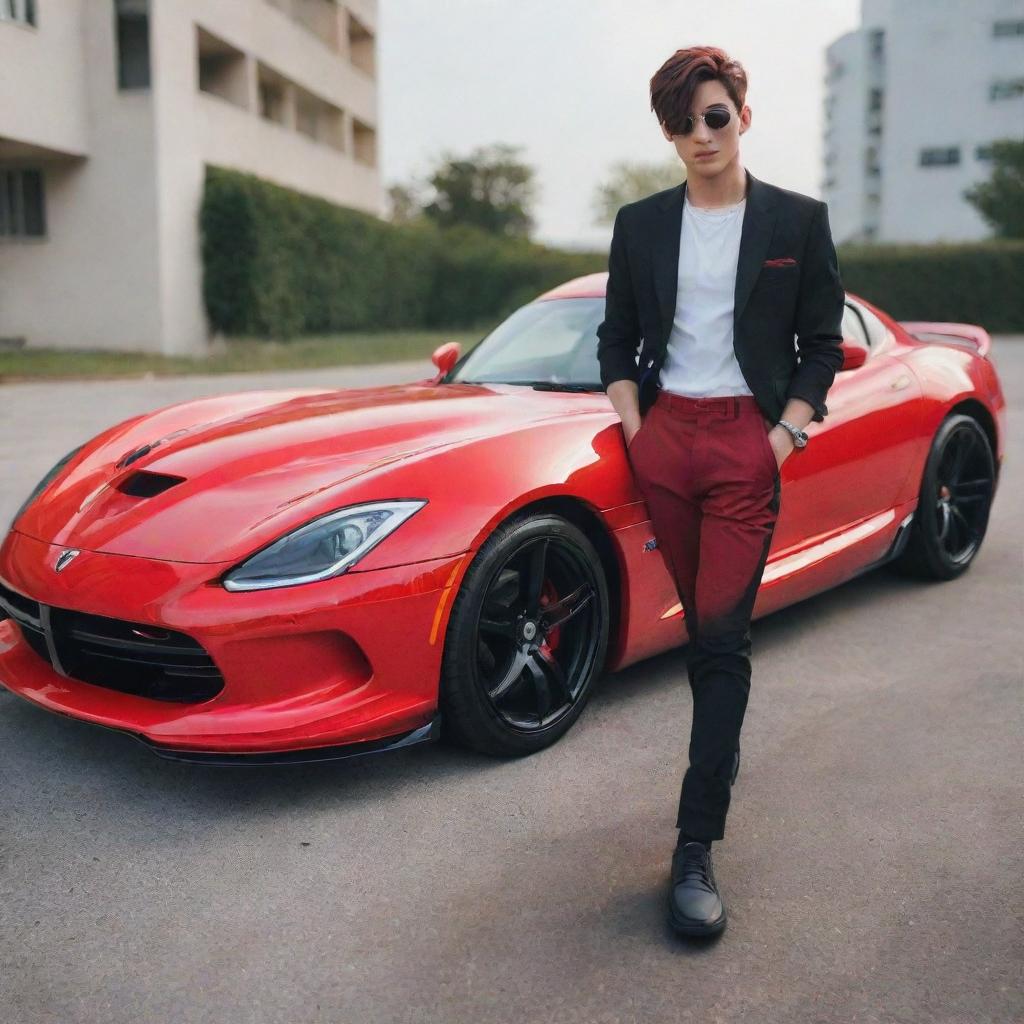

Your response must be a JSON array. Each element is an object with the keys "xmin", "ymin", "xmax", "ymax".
[{"xmin": 0, "ymin": 278, "xmax": 1006, "ymax": 758}]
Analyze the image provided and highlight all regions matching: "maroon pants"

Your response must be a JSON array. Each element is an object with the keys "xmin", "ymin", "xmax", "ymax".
[{"xmin": 627, "ymin": 390, "xmax": 781, "ymax": 840}]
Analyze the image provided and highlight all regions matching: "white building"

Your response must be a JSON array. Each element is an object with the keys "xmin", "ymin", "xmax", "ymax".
[
  {"xmin": 0, "ymin": 0, "xmax": 381, "ymax": 355},
  {"xmin": 823, "ymin": 0, "xmax": 1024, "ymax": 245}
]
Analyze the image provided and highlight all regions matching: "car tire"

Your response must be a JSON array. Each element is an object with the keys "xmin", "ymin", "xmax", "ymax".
[
  {"xmin": 891, "ymin": 414, "xmax": 995, "ymax": 581},
  {"xmin": 438, "ymin": 512, "xmax": 610, "ymax": 757}
]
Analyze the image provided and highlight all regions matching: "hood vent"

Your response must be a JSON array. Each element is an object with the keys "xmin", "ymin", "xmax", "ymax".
[{"xmin": 117, "ymin": 471, "xmax": 187, "ymax": 498}]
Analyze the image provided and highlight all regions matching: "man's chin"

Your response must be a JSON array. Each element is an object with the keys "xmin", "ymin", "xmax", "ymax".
[{"xmin": 686, "ymin": 160, "xmax": 720, "ymax": 178}]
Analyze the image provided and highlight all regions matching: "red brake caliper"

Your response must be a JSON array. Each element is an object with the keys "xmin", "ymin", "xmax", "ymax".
[{"xmin": 538, "ymin": 579, "xmax": 562, "ymax": 655}]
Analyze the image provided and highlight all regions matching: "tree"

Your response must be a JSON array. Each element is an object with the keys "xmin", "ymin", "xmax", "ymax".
[
  {"xmin": 420, "ymin": 143, "xmax": 537, "ymax": 238},
  {"xmin": 592, "ymin": 159, "xmax": 684, "ymax": 225},
  {"xmin": 386, "ymin": 183, "xmax": 425, "ymax": 226},
  {"xmin": 963, "ymin": 138, "xmax": 1024, "ymax": 239}
]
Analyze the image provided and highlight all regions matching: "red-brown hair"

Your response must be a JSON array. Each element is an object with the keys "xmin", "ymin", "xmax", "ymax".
[{"xmin": 650, "ymin": 46, "xmax": 748, "ymax": 134}]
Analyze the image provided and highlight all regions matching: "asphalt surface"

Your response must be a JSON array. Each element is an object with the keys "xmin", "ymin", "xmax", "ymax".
[{"xmin": 1, "ymin": 346, "xmax": 1021, "ymax": 1024}]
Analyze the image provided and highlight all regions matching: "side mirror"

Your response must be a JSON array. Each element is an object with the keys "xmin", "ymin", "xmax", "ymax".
[
  {"xmin": 430, "ymin": 342, "xmax": 461, "ymax": 382},
  {"xmin": 839, "ymin": 339, "xmax": 867, "ymax": 371}
]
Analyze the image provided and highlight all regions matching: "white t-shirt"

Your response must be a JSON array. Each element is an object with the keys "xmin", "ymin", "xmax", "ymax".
[{"xmin": 660, "ymin": 193, "xmax": 752, "ymax": 399}]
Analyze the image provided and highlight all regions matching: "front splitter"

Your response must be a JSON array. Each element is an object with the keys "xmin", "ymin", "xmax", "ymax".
[{"xmin": 134, "ymin": 713, "xmax": 444, "ymax": 766}]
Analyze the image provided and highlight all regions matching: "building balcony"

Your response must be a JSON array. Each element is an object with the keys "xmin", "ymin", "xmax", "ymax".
[{"xmin": 196, "ymin": 91, "xmax": 380, "ymax": 215}]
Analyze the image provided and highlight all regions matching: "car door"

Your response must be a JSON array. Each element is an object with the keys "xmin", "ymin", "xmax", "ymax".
[{"xmin": 769, "ymin": 299, "xmax": 923, "ymax": 555}]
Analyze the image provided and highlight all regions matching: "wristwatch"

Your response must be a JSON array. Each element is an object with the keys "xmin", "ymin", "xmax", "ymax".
[{"xmin": 776, "ymin": 419, "xmax": 809, "ymax": 448}]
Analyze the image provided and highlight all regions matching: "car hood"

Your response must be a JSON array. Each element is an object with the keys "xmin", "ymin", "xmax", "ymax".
[{"xmin": 14, "ymin": 382, "xmax": 599, "ymax": 564}]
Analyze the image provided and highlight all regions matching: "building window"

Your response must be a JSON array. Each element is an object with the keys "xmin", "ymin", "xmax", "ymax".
[
  {"xmin": 258, "ymin": 75, "xmax": 287, "ymax": 125},
  {"xmin": 353, "ymin": 118, "xmax": 376, "ymax": 167},
  {"xmin": 993, "ymin": 20, "xmax": 1024, "ymax": 37},
  {"xmin": 0, "ymin": 168, "xmax": 46, "ymax": 238},
  {"xmin": 115, "ymin": 0, "xmax": 150, "ymax": 90},
  {"xmin": 197, "ymin": 26, "xmax": 249, "ymax": 109},
  {"xmin": 919, "ymin": 146, "xmax": 960, "ymax": 167},
  {"xmin": 868, "ymin": 87, "xmax": 884, "ymax": 112},
  {"xmin": 990, "ymin": 79, "xmax": 1024, "ymax": 100},
  {"xmin": 0, "ymin": 0, "xmax": 36, "ymax": 26},
  {"xmin": 348, "ymin": 12, "xmax": 375, "ymax": 76},
  {"xmin": 976, "ymin": 143, "xmax": 996, "ymax": 161},
  {"xmin": 868, "ymin": 28, "xmax": 884, "ymax": 59},
  {"xmin": 294, "ymin": 87, "xmax": 345, "ymax": 151}
]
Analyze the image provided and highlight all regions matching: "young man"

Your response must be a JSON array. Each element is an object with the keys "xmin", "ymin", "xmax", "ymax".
[{"xmin": 596, "ymin": 46, "xmax": 845, "ymax": 937}]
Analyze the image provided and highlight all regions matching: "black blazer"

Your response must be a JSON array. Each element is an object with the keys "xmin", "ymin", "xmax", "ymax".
[{"xmin": 596, "ymin": 168, "xmax": 845, "ymax": 423}]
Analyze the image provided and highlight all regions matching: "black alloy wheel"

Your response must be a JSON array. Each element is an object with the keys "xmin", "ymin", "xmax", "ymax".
[
  {"xmin": 892, "ymin": 414, "xmax": 995, "ymax": 581},
  {"xmin": 439, "ymin": 513, "xmax": 610, "ymax": 756}
]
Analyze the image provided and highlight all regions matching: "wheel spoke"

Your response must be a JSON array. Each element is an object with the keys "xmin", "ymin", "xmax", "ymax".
[
  {"xmin": 945, "ymin": 431, "xmax": 971, "ymax": 485},
  {"xmin": 525, "ymin": 651, "xmax": 553, "ymax": 722},
  {"xmin": 477, "ymin": 636, "xmax": 497, "ymax": 676},
  {"xmin": 954, "ymin": 476, "xmax": 991, "ymax": 493},
  {"xmin": 949, "ymin": 505, "xmax": 976, "ymax": 552},
  {"xmin": 522, "ymin": 538, "xmax": 549, "ymax": 615},
  {"xmin": 952, "ymin": 477, "xmax": 991, "ymax": 504},
  {"xmin": 936, "ymin": 502, "xmax": 951, "ymax": 542},
  {"xmin": 540, "ymin": 582, "xmax": 594, "ymax": 632},
  {"xmin": 487, "ymin": 647, "xmax": 528, "ymax": 702},
  {"xmin": 487, "ymin": 568, "xmax": 520, "ymax": 610},
  {"xmin": 479, "ymin": 615, "xmax": 517, "ymax": 639},
  {"xmin": 537, "ymin": 646, "xmax": 573, "ymax": 703},
  {"xmin": 525, "ymin": 646, "xmax": 572, "ymax": 721},
  {"xmin": 945, "ymin": 504, "xmax": 960, "ymax": 551}
]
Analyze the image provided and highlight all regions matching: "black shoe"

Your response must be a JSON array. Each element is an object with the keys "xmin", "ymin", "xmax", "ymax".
[{"xmin": 667, "ymin": 842, "xmax": 727, "ymax": 937}]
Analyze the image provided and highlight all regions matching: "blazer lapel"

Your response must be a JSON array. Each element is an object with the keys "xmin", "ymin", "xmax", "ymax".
[
  {"xmin": 651, "ymin": 168, "xmax": 778, "ymax": 350},
  {"xmin": 653, "ymin": 182, "xmax": 684, "ymax": 350},
  {"xmin": 732, "ymin": 171, "xmax": 778, "ymax": 325}
]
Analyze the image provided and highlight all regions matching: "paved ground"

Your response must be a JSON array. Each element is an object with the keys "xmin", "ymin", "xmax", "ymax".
[{"xmin": 1, "ymin": 344, "xmax": 1021, "ymax": 1024}]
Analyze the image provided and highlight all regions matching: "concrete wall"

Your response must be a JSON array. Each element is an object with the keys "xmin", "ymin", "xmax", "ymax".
[
  {"xmin": 823, "ymin": 30, "xmax": 870, "ymax": 245},
  {"xmin": 149, "ymin": 0, "xmax": 382, "ymax": 355},
  {"xmin": 823, "ymin": 0, "xmax": 1024, "ymax": 245},
  {"xmin": 0, "ymin": 0, "xmax": 381, "ymax": 356},
  {"xmin": 0, "ymin": 1, "xmax": 89, "ymax": 158},
  {"xmin": 877, "ymin": 0, "xmax": 1024, "ymax": 243},
  {"xmin": 0, "ymin": 0, "xmax": 163, "ymax": 352}
]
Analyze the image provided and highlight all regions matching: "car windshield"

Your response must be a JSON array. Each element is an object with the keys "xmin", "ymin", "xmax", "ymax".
[{"xmin": 445, "ymin": 297, "xmax": 605, "ymax": 388}]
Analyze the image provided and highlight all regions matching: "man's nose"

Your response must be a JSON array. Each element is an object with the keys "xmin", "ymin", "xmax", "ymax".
[{"xmin": 692, "ymin": 120, "xmax": 712, "ymax": 143}]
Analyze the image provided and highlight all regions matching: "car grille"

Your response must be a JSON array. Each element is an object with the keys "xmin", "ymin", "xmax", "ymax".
[{"xmin": 0, "ymin": 580, "xmax": 224, "ymax": 703}]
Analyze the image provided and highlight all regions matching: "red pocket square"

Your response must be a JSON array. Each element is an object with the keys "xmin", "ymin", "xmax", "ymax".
[{"xmin": 763, "ymin": 257, "xmax": 797, "ymax": 267}]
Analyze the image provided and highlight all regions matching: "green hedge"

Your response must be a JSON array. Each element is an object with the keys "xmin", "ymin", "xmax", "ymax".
[
  {"xmin": 837, "ymin": 240, "xmax": 1024, "ymax": 332},
  {"xmin": 201, "ymin": 167, "xmax": 1024, "ymax": 337},
  {"xmin": 200, "ymin": 166, "xmax": 602, "ymax": 338}
]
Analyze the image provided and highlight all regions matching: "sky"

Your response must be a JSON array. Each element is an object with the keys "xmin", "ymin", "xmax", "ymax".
[{"xmin": 378, "ymin": 0, "xmax": 863, "ymax": 250}]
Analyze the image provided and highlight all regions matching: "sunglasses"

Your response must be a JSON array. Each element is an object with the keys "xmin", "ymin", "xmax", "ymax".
[{"xmin": 674, "ymin": 104, "xmax": 732, "ymax": 136}]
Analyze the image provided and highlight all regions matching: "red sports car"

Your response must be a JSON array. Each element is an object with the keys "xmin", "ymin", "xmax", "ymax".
[{"xmin": 0, "ymin": 275, "xmax": 1005, "ymax": 764}]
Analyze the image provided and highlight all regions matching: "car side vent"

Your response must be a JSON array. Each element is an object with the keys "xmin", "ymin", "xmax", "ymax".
[{"xmin": 118, "ymin": 471, "xmax": 186, "ymax": 498}]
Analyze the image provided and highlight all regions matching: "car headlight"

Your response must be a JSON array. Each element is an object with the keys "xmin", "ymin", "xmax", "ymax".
[
  {"xmin": 11, "ymin": 444, "xmax": 86, "ymax": 530},
  {"xmin": 222, "ymin": 500, "xmax": 428, "ymax": 592}
]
